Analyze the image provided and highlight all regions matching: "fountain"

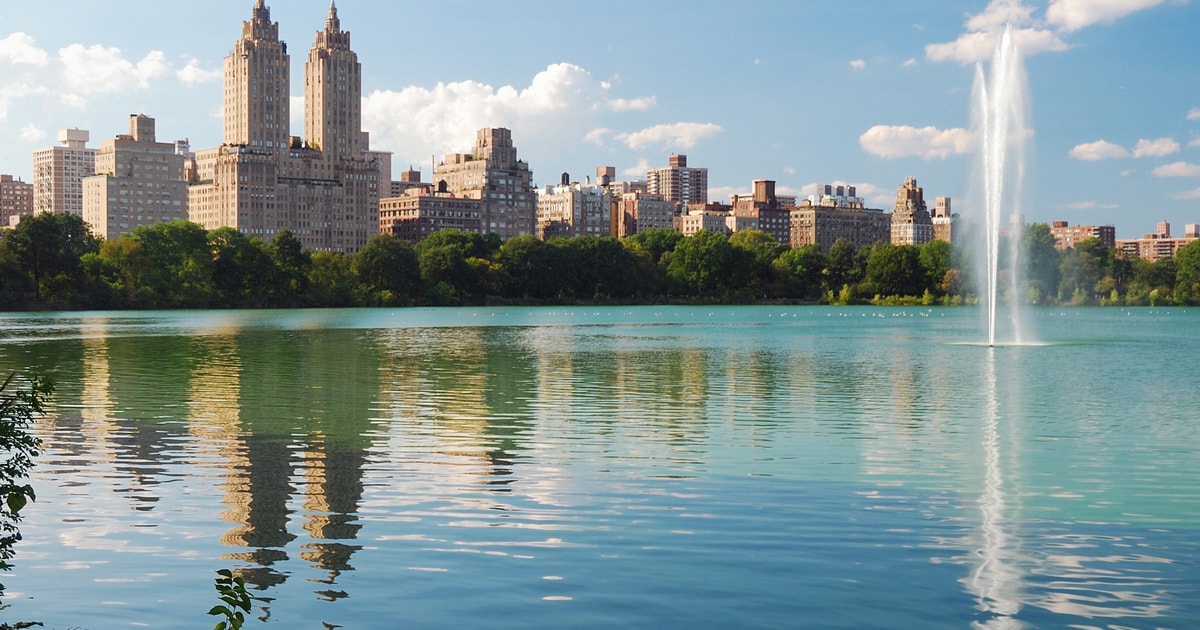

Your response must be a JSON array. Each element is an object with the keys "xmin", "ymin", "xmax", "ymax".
[{"xmin": 973, "ymin": 25, "xmax": 1031, "ymax": 346}]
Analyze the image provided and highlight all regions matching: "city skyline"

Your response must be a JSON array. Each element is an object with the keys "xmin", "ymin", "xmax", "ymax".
[{"xmin": 0, "ymin": 0, "xmax": 1197, "ymax": 238}]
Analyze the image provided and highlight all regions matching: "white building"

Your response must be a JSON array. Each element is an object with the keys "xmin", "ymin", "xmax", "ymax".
[
  {"xmin": 83, "ymin": 115, "xmax": 189, "ymax": 240},
  {"xmin": 32, "ymin": 129, "xmax": 97, "ymax": 217},
  {"xmin": 537, "ymin": 180, "xmax": 612, "ymax": 239}
]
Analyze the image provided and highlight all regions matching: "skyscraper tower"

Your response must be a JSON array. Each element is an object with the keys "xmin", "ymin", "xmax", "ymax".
[
  {"xmin": 224, "ymin": 0, "xmax": 290, "ymax": 151},
  {"xmin": 305, "ymin": 2, "xmax": 362, "ymax": 157}
]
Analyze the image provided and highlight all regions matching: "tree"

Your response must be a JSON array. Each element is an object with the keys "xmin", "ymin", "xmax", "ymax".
[
  {"xmin": 131, "ymin": 220, "xmax": 216, "ymax": 307},
  {"xmin": 0, "ymin": 373, "xmax": 52, "ymax": 600},
  {"xmin": 496, "ymin": 234, "xmax": 562, "ymax": 299},
  {"xmin": 824, "ymin": 238, "xmax": 863, "ymax": 294},
  {"xmin": 352, "ymin": 233, "xmax": 420, "ymax": 305},
  {"xmin": 865, "ymin": 243, "xmax": 923, "ymax": 297},
  {"xmin": 307, "ymin": 251, "xmax": 357, "ymax": 306},
  {"xmin": 270, "ymin": 229, "xmax": 312, "ymax": 303},
  {"xmin": 667, "ymin": 230, "xmax": 749, "ymax": 298},
  {"xmin": 918, "ymin": 240, "xmax": 955, "ymax": 296},
  {"xmin": 1022, "ymin": 223, "xmax": 1060, "ymax": 304},
  {"xmin": 729, "ymin": 229, "xmax": 785, "ymax": 295},
  {"xmin": 624, "ymin": 228, "xmax": 682, "ymax": 267},
  {"xmin": 773, "ymin": 245, "xmax": 825, "ymax": 299},
  {"xmin": 5, "ymin": 212, "xmax": 99, "ymax": 304},
  {"xmin": 1173, "ymin": 239, "xmax": 1200, "ymax": 304}
]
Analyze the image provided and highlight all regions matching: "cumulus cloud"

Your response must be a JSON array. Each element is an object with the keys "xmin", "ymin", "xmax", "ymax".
[
  {"xmin": 621, "ymin": 158, "xmax": 650, "ymax": 178},
  {"xmin": 1173, "ymin": 187, "xmax": 1200, "ymax": 200},
  {"xmin": 966, "ymin": 0, "xmax": 1037, "ymax": 31},
  {"xmin": 177, "ymin": 58, "xmax": 222, "ymax": 86},
  {"xmin": 1046, "ymin": 0, "xmax": 1165, "ymax": 32},
  {"xmin": 18, "ymin": 123, "xmax": 45, "ymax": 143},
  {"xmin": 859, "ymin": 125, "xmax": 973, "ymax": 160},
  {"xmin": 926, "ymin": 28, "xmax": 1067, "ymax": 64},
  {"xmin": 0, "ymin": 32, "xmax": 49, "ymax": 66},
  {"xmin": 1190, "ymin": 136, "xmax": 1200, "ymax": 149},
  {"xmin": 362, "ymin": 63, "xmax": 681, "ymax": 170},
  {"xmin": 1189, "ymin": 107, "xmax": 1200, "ymax": 121},
  {"xmin": 1068, "ymin": 140, "xmax": 1129, "ymax": 160},
  {"xmin": 0, "ymin": 81, "xmax": 48, "ymax": 120},
  {"xmin": 1152, "ymin": 161, "xmax": 1200, "ymax": 177},
  {"xmin": 608, "ymin": 96, "xmax": 656, "ymax": 112},
  {"xmin": 901, "ymin": 58, "xmax": 918, "ymax": 68},
  {"xmin": 1132, "ymin": 137, "xmax": 1179, "ymax": 158},
  {"xmin": 850, "ymin": 59, "xmax": 866, "ymax": 72},
  {"xmin": 617, "ymin": 122, "xmax": 724, "ymax": 150},
  {"xmin": 58, "ymin": 44, "xmax": 170, "ymax": 95}
]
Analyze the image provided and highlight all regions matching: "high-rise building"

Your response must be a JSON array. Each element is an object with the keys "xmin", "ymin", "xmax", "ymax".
[
  {"xmin": 931, "ymin": 196, "xmax": 957, "ymax": 243},
  {"xmin": 1049, "ymin": 220, "xmax": 1116, "ymax": 250},
  {"xmin": 616, "ymin": 192, "xmax": 674, "ymax": 238},
  {"xmin": 731, "ymin": 180, "xmax": 792, "ymax": 245},
  {"xmin": 1115, "ymin": 220, "xmax": 1193, "ymax": 262},
  {"xmin": 82, "ymin": 115, "xmax": 190, "ymax": 240},
  {"xmin": 890, "ymin": 177, "xmax": 933, "ymax": 246},
  {"xmin": 536, "ymin": 176, "xmax": 612, "ymax": 239},
  {"xmin": 32, "ymin": 129, "xmax": 96, "ymax": 217},
  {"xmin": 433, "ymin": 128, "xmax": 535, "ymax": 239},
  {"xmin": 379, "ymin": 184, "xmax": 482, "ymax": 244},
  {"xmin": 0, "ymin": 175, "xmax": 34, "ymax": 227},
  {"xmin": 647, "ymin": 154, "xmax": 707, "ymax": 206},
  {"xmin": 189, "ymin": 1, "xmax": 380, "ymax": 253}
]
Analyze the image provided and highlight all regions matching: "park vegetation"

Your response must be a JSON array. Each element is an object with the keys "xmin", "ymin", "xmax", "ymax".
[{"xmin": 1, "ymin": 213, "xmax": 1196, "ymax": 311}]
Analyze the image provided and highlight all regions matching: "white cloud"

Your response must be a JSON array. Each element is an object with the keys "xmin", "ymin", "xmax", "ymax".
[
  {"xmin": 850, "ymin": 59, "xmax": 866, "ymax": 72},
  {"xmin": 926, "ymin": 28, "xmax": 1068, "ymax": 64},
  {"xmin": 177, "ymin": 58, "xmax": 221, "ymax": 86},
  {"xmin": 0, "ymin": 32, "xmax": 49, "ymax": 66},
  {"xmin": 966, "ymin": 0, "xmax": 1037, "ymax": 32},
  {"xmin": 1063, "ymin": 200, "xmax": 1118, "ymax": 209},
  {"xmin": 1152, "ymin": 161, "xmax": 1200, "ymax": 177},
  {"xmin": 782, "ymin": 166, "xmax": 796, "ymax": 175},
  {"xmin": 584, "ymin": 128, "xmax": 610, "ymax": 146},
  {"xmin": 859, "ymin": 125, "xmax": 973, "ymax": 160},
  {"xmin": 901, "ymin": 58, "xmax": 918, "ymax": 69},
  {"xmin": 0, "ymin": 81, "xmax": 48, "ymax": 120},
  {"xmin": 1046, "ymin": 0, "xmax": 1165, "ymax": 32},
  {"xmin": 1172, "ymin": 187, "xmax": 1200, "ymax": 200},
  {"xmin": 1189, "ymin": 136, "xmax": 1200, "ymax": 149},
  {"xmin": 1132, "ymin": 137, "xmax": 1180, "ymax": 158},
  {"xmin": 621, "ymin": 158, "xmax": 650, "ymax": 178},
  {"xmin": 58, "ymin": 44, "xmax": 171, "ymax": 95},
  {"xmin": 18, "ymin": 123, "xmax": 45, "ymax": 143},
  {"xmin": 617, "ymin": 122, "xmax": 724, "ymax": 151},
  {"xmin": 362, "ymin": 63, "xmax": 670, "ymax": 169},
  {"xmin": 1068, "ymin": 140, "xmax": 1129, "ymax": 160},
  {"xmin": 608, "ymin": 96, "xmax": 656, "ymax": 112},
  {"xmin": 1189, "ymin": 107, "xmax": 1200, "ymax": 121}
]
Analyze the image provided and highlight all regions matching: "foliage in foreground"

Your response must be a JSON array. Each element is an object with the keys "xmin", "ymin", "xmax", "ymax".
[{"xmin": 209, "ymin": 569, "xmax": 253, "ymax": 630}]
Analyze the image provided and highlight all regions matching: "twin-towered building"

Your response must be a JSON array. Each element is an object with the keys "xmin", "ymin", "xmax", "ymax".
[{"xmin": 187, "ymin": 0, "xmax": 380, "ymax": 253}]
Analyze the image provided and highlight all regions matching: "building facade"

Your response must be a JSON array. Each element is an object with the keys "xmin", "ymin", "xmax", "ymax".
[
  {"xmin": 1116, "ymin": 221, "xmax": 1198, "ymax": 262},
  {"xmin": 537, "ymin": 179, "xmax": 613, "ymax": 239},
  {"xmin": 789, "ymin": 204, "xmax": 891, "ymax": 251},
  {"xmin": 890, "ymin": 177, "xmax": 934, "ymax": 246},
  {"xmin": 731, "ymin": 180, "xmax": 791, "ymax": 245},
  {"xmin": 616, "ymin": 191, "xmax": 675, "ymax": 238},
  {"xmin": 379, "ymin": 185, "xmax": 482, "ymax": 244},
  {"xmin": 433, "ymin": 128, "xmax": 536, "ymax": 239},
  {"xmin": 82, "ymin": 115, "xmax": 189, "ymax": 240},
  {"xmin": 647, "ymin": 154, "xmax": 707, "ymax": 206},
  {"xmin": 32, "ymin": 129, "xmax": 96, "ymax": 218},
  {"xmin": 188, "ymin": 1, "xmax": 380, "ymax": 253},
  {"xmin": 931, "ymin": 196, "xmax": 957, "ymax": 243},
  {"xmin": 1049, "ymin": 220, "xmax": 1117, "ymax": 250},
  {"xmin": 0, "ymin": 175, "xmax": 34, "ymax": 227}
]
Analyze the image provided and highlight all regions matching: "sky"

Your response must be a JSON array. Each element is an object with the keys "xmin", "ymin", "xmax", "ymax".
[{"xmin": 0, "ymin": 0, "xmax": 1197, "ymax": 239}]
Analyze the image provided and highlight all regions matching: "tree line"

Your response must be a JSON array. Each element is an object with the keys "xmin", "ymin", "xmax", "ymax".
[{"xmin": 1, "ymin": 213, "xmax": 1198, "ymax": 310}]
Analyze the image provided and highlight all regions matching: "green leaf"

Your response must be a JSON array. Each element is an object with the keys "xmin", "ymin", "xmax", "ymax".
[
  {"xmin": 209, "ymin": 605, "xmax": 231, "ymax": 616},
  {"xmin": 6, "ymin": 492, "xmax": 27, "ymax": 514}
]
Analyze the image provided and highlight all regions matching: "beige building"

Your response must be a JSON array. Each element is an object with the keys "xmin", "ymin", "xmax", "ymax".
[
  {"xmin": 890, "ymin": 177, "xmax": 934, "ymax": 246},
  {"xmin": 676, "ymin": 202, "xmax": 749, "ymax": 237},
  {"xmin": 1, "ymin": 175, "xmax": 34, "ymax": 227},
  {"xmin": 32, "ymin": 129, "xmax": 97, "ymax": 218},
  {"xmin": 537, "ymin": 177, "xmax": 613, "ymax": 239},
  {"xmin": 1049, "ymin": 220, "xmax": 1116, "ymax": 250},
  {"xmin": 433, "ymin": 128, "xmax": 536, "ymax": 239},
  {"xmin": 82, "ymin": 115, "xmax": 189, "ymax": 240},
  {"xmin": 379, "ymin": 184, "xmax": 482, "ymax": 244},
  {"xmin": 789, "ymin": 203, "xmax": 891, "ymax": 251},
  {"xmin": 616, "ymin": 191, "xmax": 675, "ymax": 238},
  {"xmin": 931, "ymin": 196, "xmax": 957, "ymax": 243},
  {"xmin": 188, "ymin": 1, "xmax": 380, "ymax": 253},
  {"xmin": 1116, "ymin": 221, "xmax": 1198, "ymax": 262},
  {"xmin": 647, "ymin": 154, "xmax": 707, "ymax": 206}
]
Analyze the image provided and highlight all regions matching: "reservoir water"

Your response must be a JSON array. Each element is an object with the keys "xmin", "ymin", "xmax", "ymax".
[{"xmin": 0, "ymin": 306, "xmax": 1197, "ymax": 628}]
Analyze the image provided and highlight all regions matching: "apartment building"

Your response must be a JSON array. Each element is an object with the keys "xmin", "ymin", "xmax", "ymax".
[
  {"xmin": 434, "ymin": 128, "xmax": 536, "ymax": 239},
  {"xmin": 32, "ymin": 129, "xmax": 97, "ymax": 218}
]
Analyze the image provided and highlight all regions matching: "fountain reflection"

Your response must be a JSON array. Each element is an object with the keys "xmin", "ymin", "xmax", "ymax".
[{"xmin": 967, "ymin": 348, "xmax": 1025, "ymax": 629}]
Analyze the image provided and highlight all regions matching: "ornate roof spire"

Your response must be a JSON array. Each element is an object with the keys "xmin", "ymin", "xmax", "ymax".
[{"xmin": 327, "ymin": 1, "xmax": 341, "ymax": 32}]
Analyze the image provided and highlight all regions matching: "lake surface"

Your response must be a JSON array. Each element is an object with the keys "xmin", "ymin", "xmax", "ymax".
[{"xmin": 0, "ymin": 306, "xmax": 1197, "ymax": 628}]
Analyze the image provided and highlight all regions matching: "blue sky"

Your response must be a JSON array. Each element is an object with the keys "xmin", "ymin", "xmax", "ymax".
[{"xmin": 0, "ymin": 0, "xmax": 1197, "ymax": 238}]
